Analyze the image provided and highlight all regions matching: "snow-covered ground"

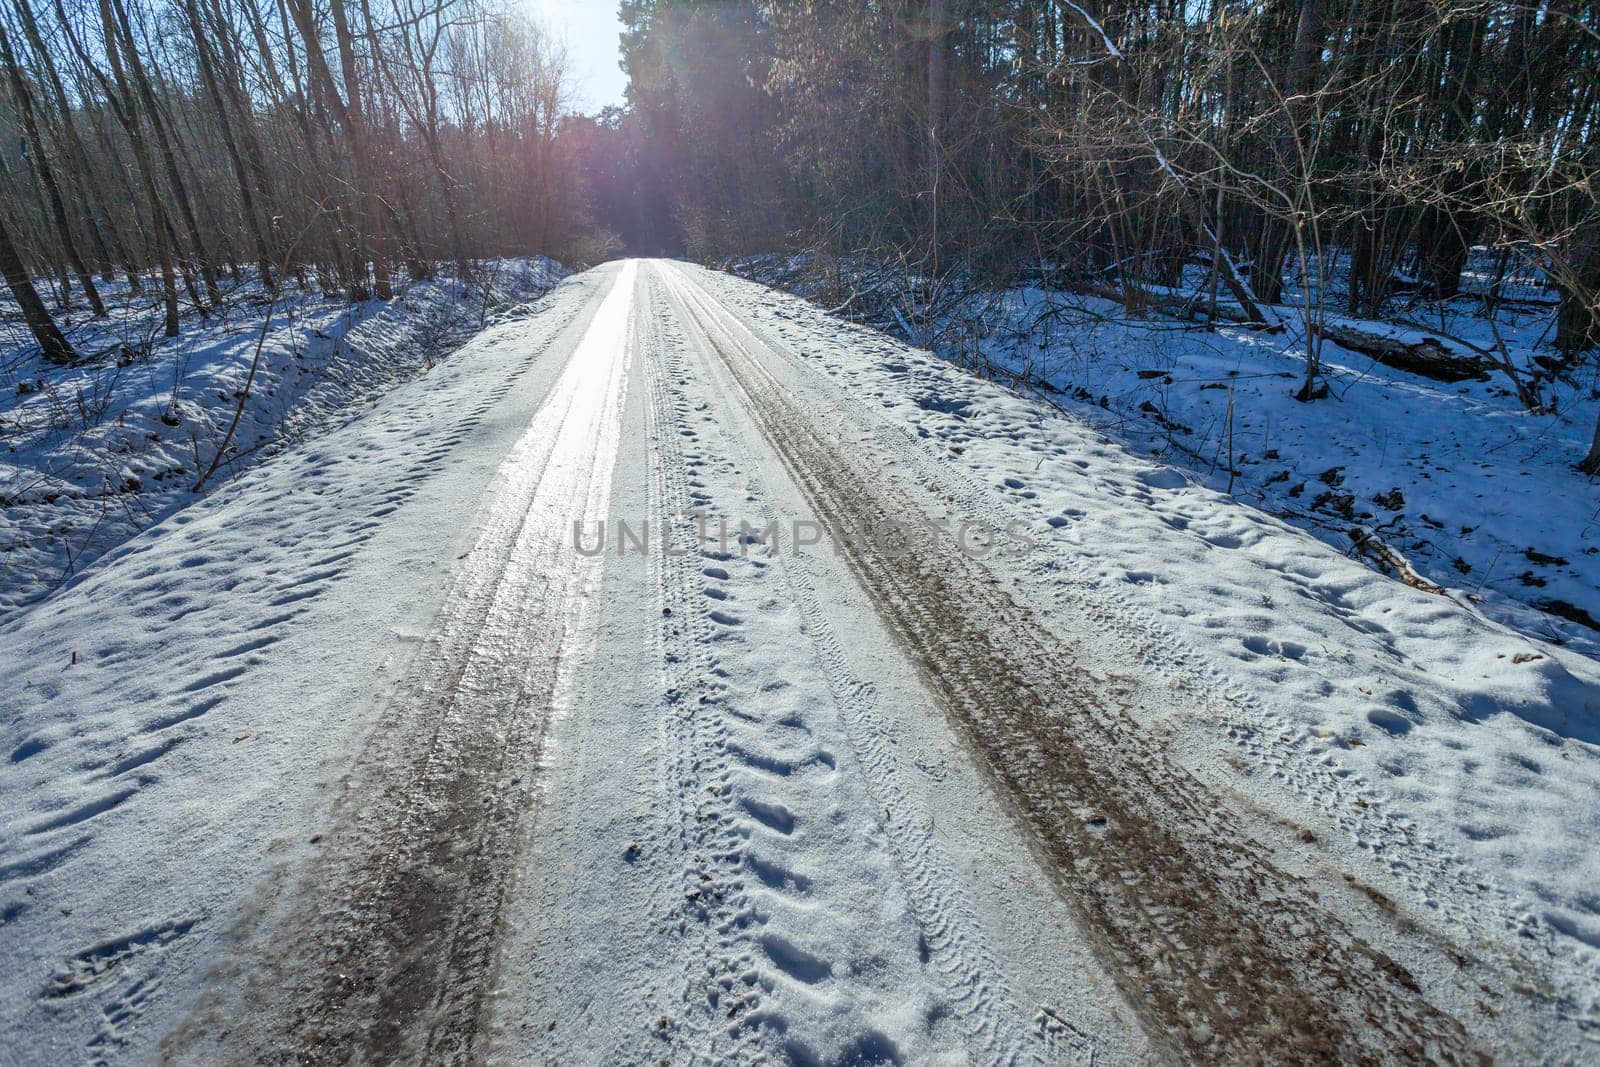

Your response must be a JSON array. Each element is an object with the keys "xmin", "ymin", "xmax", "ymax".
[
  {"xmin": 740, "ymin": 254, "xmax": 1600, "ymax": 657},
  {"xmin": 0, "ymin": 258, "xmax": 565, "ymax": 619},
  {"xmin": 0, "ymin": 270, "xmax": 600, "ymax": 1064},
  {"xmin": 714, "ymin": 266, "xmax": 1600, "ymax": 947},
  {"xmin": 2, "ymin": 259, "xmax": 1596, "ymax": 1063}
]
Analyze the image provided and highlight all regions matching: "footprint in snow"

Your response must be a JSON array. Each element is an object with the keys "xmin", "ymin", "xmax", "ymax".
[{"xmin": 1241, "ymin": 635, "xmax": 1308, "ymax": 660}]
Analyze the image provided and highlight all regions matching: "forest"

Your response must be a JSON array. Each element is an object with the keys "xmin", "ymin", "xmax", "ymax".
[
  {"xmin": 7, "ymin": 5, "xmax": 1600, "ymax": 1063},
  {"xmin": 607, "ymin": 0, "xmax": 1600, "ymax": 464},
  {"xmin": 0, "ymin": 0, "xmax": 594, "ymax": 353},
  {"xmin": 1, "ymin": 0, "xmax": 1598, "ymax": 467}
]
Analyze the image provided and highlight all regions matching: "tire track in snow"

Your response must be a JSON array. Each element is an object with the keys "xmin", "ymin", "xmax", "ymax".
[
  {"xmin": 1, "ymin": 281, "xmax": 599, "ymax": 1065},
  {"xmin": 657, "ymin": 268, "xmax": 1093, "ymax": 1065},
  {"xmin": 646, "ymin": 272, "xmax": 963, "ymax": 1065},
  {"xmin": 697, "ymin": 265, "xmax": 1591, "ymax": 1047},
  {"xmin": 649, "ymin": 266, "xmax": 1100, "ymax": 1065},
  {"xmin": 661, "ymin": 262, "xmax": 1477, "ymax": 1064},
  {"xmin": 642, "ymin": 281, "xmax": 776, "ymax": 1064},
  {"xmin": 0, "ymin": 282, "xmax": 592, "ymax": 917},
  {"xmin": 168, "ymin": 264, "xmax": 638, "ymax": 1064}
]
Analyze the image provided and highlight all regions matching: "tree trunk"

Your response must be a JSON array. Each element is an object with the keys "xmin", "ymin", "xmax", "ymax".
[
  {"xmin": 1417, "ymin": 15, "xmax": 1483, "ymax": 299},
  {"xmin": 1251, "ymin": 0, "xmax": 1321, "ymax": 307},
  {"xmin": 1581, "ymin": 410, "xmax": 1600, "ymax": 477},
  {"xmin": 0, "ymin": 212, "xmax": 75, "ymax": 363},
  {"xmin": 1417, "ymin": 206, "xmax": 1473, "ymax": 298},
  {"xmin": 205, "ymin": 0, "xmax": 287, "ymax": 265},
  {"xmin": 179, "ymin": 0, "xmax": 275, "ymax": 288},
  {"xmin": 328, "ymin": 0, "xmax": 393, "ymax": 297},
  {"xmin": 0, "ymin": 24, "xmax": 105, "ymax": 317},
  {"xmin": 86, "ymin": 0, "xmax": 179, "ymax": 335},
  {"xmin": 924, "ymin": 0, "xmax": 948, "ymax": 276},
  {"xmin": 13, "ymin": 0, "xmax": 126, "ymax": 286},
  {"xmin": 285, "ymin": 0, "xmax": 391, "ymax": 299},
  {"xmin": 240, "ymin": 0, "xmax": 355, "ymax": 287},
  {"xmin": 106, "ymin": 0, "xmax": 220, "ymax": 309},
  {"xmin": 1557, "ymin": 216, "xmax": 1600, "ymax": 357},
  {"xmin": 424, "ymin": 129, "xmax": 472, "ymax": 281}
]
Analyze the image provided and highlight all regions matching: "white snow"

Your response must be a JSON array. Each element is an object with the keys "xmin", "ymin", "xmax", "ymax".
[
  {"xmin": 489, "ymin": 264, "xmax": 1138, "ymax": 1063},
  {"xmin": 700, "ymin": 263, "xmax": 1600, "ymax": 1019},
  {"xmin": 2, "ymin": 258, "xmax": 1596, "ymax": 1062},
  {"xmin": 0, "ymin": 258, "xmax": 566, "ymax": 619},
  {"xmin": 0, "ymin": 272, "xmax": 594, "ymax": 1062},
  {"xmin": 741, "ymin": 253, "xmax": 1600, "ymax": 656}
]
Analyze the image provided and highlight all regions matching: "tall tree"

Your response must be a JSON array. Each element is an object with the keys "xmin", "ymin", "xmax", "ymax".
[
  {"xmin": 78, "ymin": 0, "xmax": 180, "ymax": 335},
  {"xmin": 104, "ymin": 0, "xmax": 221, "ymax": 308},
  {"xmin": 10, "ymin": 0, "xmax": 131, "ymax": 286},
  {"xmin": 0, "ymin": 210, "xmax": 75, "ymax": 362},
  {"xmin": 0, "ymin": 21, "xmax": 105, "ymax": 315},
  {"xmin": 179, "ymin": 0, "xmax": 277, "ymax": 287}
]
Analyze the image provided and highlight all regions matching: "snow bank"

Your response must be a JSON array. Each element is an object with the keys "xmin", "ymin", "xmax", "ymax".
[
  {"xmin": 735, "ymin": 254, "xmax": 1600, "ymax": 658},
  {"xmin": 0, "ymin": 273, "xmax": 599, "ymax": 1062},
  {"xmin": 0, "ymin": 259, "xmax": 566, "ymax": 618},
  {"xmin": 702, "ymin": 265, "xmax": 1600, "ymax": 1017}
]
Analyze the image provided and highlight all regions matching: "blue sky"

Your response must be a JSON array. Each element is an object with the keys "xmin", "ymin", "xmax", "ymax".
[{"xmin": 527, "ymin": 0, "xmax": 629, "ymax": 112}]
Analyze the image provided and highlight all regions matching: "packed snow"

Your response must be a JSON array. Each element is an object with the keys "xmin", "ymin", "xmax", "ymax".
[
  {"xmin": 0, "ymin": 272, "xmax": 596, "ymax": 1062},
  {"xmin": 739, "ymin": 253, "xmax": 1600, "ymax": 657},
  {"xmin": 706, "ymin": 263, "xmax": 1600, "ymax": 997},
  {"xmin": 2, "ymin": 259, "xmax": 1596, "ymax": 1063},
  {"xmin": 0, "ymin": 258, "xmax": 566, "ymax": 619}
]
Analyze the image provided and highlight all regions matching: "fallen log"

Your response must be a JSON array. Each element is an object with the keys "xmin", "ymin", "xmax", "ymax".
[
  {"xmin": 1075, "ymin": 283, "xmax": 1281, "ymax": 331},
  {"xmin": 1072, "ymin": 287, "xmax": 1497, "ymax": 382},
  {"xmin": 1348, "ymin": 527, "xmax": 1450, "ymax": 595},
  {"xmin": 1314, "ymin": 322, "xmax": 1491, "ymax": 383}
]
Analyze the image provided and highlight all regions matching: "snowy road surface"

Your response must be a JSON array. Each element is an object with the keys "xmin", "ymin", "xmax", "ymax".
[{"xmin": 3, "ymin": 261, "xmax": 1599, "ymax": 1064}]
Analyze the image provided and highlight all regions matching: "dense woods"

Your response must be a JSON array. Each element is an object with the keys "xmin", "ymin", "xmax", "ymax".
[
  {"xmin": 616, "ymin": 1, "xmax": 1598, "ymax": 335},
  {"xmin": 1, "ymin": 0, "xmax": 1598, "ymax": 467},
  {"xmin": 612, "ymin": 0, "xmax": 1600, "ymax": 466},
  {"xmin": 0, "ymin": 0, "xmax": 598, "ymax": 360}
]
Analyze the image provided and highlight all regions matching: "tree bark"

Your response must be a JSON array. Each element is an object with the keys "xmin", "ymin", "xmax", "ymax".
[
  {"xmin": 0, "ymin": 212, "xmax": 75, "ymax": 363},
  {"xmin": 0, "ymin": 23, "xmax": 105, "ymax": 317},
  {"xmin": 178, "ymin": 0, "xmax": 275, "ymax": 288}
]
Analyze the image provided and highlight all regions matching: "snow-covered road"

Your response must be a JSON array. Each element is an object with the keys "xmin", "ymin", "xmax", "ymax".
[{"xmin": 3, "ymin": 261, "xmax": 1598, "ymax": 1064}]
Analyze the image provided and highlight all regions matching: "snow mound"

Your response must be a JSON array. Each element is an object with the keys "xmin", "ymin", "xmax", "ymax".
[
  {"xmin": 704, "ymin": 265, "xmax": 1600, "ymax": 1000},
  {"xmin": 0, "ymin": 258, "xmax": 566, "ymax": 618}
]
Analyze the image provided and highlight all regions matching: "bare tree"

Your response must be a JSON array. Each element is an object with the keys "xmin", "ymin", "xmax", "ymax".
[
  {"xmin": 0, "ymin": 210, "xmax": 75, "ymax": 362},
  {"xmin": 0, "ymin": 22, "xmax": 104, "ymax": 316}
]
